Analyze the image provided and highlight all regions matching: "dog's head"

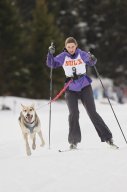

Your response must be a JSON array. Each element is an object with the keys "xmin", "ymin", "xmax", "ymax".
[{"xmin": 21, "ymin": 104, "xmax": 36, "ymax": 123}]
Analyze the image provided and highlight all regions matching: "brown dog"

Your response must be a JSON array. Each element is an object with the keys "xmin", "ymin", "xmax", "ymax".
[{"xmin": 19, "ymin": 104, "xmax": 45, "ymax": 156}]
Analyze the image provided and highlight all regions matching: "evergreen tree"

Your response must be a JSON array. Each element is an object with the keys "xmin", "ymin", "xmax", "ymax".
[
  {"xmin": 0, "ymin": 0, "xmax": 65, "ymax": 98},
  {"xmin": 1, "ymin": 0, "xmax": 127, "ymax": 98},
  {"xmin": 92, "ymin": 0, "xmax": 127, "ymax": 79},
  {"xmin": 28, "ymin": 0, "xmax": 65, "ymax": 98},
  {"xmin": 47, "ymin": 0, "xmax": 127, "ymax": 82},
  {"xmin": 0, "ymin": 0, "xmax": 23, "ymax": 96}
]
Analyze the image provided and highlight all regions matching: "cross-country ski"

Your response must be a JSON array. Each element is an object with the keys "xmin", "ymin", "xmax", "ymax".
[{"xmin": 58, "ymin": 148, "xmax": 79, "ymax": 153}]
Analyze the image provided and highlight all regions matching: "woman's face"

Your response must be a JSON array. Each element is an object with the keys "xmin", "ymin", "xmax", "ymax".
[{"xmin": 65, "ymin": 43, "xmax": 77, "ymax": 55}]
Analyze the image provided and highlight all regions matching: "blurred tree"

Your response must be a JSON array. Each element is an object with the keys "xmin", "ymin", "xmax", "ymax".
[
  {"xmin": 16, "ymin": 0, "xmax": 35, "ymax": 20},
  {"xmin": 0, "ymin": 0, "xmax": 23, "ymax": 96},
  {"xmin": 1, "ymin": 0, "xmax": 127, "ymax": 99},
  {"xmin": 47, "ymin": 0, "xmax": 80, "ymax": 39},
  {"xmin": 26, "ymin": 0, "xmax": 65, "ymax": 98},
  {"xmin": 47, "ymin": 0, "xmax": 127, "ymax": 81},
  {"xmin": 91, "ymin": 0, "xmax": 127, "ymax": 80},
  {"xmin": 0, "ymin": 0, "xmax": 65, "ymax": 98}
]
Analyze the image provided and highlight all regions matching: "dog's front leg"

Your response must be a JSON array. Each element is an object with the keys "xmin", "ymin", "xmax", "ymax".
[
  {"xmin": 32, "ymin": 135, "xmax": 36, "ymax": 150},
  {"xmin": 38, "ymin": 131, "xmax": 45, "ymax": 147},
  {"xmin": 24, "ymin": 133, "xmax": 31, "ymax": 156}
]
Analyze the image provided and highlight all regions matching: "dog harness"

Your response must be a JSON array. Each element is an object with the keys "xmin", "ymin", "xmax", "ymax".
[{"xmin": 24, "ymin": 121, "xmax": 36, "ymax": 133}]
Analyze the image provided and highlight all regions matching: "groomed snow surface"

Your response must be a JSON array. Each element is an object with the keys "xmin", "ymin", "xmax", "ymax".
[{"xmin": 0, "ymin": 96, "xmax": 127, "ymax": 192}]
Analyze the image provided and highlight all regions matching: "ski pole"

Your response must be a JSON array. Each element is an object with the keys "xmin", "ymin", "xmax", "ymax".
[
  {"xmin": 94, "ymin": 65, "xmax": 127, "ymax": 144},
  {"xmin": 48, "ymin": 41, "xmax": 54, "ymax": 149},
  {"xmin": 49, "ymin": 66, "xmax": 52, "ymax": 149}
]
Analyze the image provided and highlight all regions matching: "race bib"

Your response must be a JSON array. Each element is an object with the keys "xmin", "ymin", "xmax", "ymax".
[{"xmin": 63, "ymin": 54, "xmax": 86, "ymax": 76}]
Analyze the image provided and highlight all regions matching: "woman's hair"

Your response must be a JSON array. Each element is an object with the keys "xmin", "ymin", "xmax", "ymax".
[{"xmin": 65, "ymin": 37, "xmax": 78, "ymax": 47}]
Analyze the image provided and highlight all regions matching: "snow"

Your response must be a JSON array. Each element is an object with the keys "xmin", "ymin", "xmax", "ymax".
[{"xmin": 0, "ymin": 96, "xmax": 127, "ymax": 192}]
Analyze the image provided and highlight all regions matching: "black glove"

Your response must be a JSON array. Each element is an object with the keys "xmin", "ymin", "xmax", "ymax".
[
  {"xmin": 48, "ymin": 42, "xmax": 55, "ymax": 54},
  {"xmin": 88, "ymin": 52, "xmax": 97, "ymax": 62}
]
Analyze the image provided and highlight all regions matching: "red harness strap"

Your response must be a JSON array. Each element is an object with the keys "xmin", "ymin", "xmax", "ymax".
[{"xmin": 49, "ymin": 79, "xmax": 73, "ymax": 103}]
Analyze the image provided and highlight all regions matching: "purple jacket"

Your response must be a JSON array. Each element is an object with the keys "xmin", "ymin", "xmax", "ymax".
[{"xmin": 46, "ymin": 48, "xmax": 96, "ymax": 92}]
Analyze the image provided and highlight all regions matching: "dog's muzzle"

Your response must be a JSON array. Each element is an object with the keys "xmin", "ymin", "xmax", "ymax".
[{"xmin": 26, "ymin": 113, "xmax": 33, "ymax": 123}]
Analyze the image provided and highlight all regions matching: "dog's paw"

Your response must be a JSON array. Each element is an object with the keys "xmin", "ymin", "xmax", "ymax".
[
  {"xmin": 26, "ymin": 149, "xmax": 32, "ymax": 156},
  {"xmin": 27, "ymin": 151, "xmax": 32, "ymax": 156},
  {"xmin": 40, "ymin": 141, "xmax": 45, "ymax": 147},
  {"xmin": 32, "ymin": 144, "xmax": 36, "ymax": 150}
]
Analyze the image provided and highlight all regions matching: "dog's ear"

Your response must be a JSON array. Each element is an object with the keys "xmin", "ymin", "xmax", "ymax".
[
  {"xmin": 21, "ymin": 104, "xmax": 25, "ymax": 109},
  {"xmin": 31, "ymin": 103, "xmax": 35, "ymax": 109}
]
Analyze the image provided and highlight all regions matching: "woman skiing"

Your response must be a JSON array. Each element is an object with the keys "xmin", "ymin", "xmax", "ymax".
[{"xmin": 46, "ymin": 37, "xmax": 118, "ymax": 149}]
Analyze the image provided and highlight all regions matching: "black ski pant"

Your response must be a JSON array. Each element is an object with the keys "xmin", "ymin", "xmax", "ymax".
[{"xmin": 65, "ymin": 85, "xmax": 112, "ymax": 144}]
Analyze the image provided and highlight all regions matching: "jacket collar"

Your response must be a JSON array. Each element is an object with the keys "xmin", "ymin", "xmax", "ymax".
[{"xmin": 64, "ymin": 48, "xmax": 80, "ymax": 58}]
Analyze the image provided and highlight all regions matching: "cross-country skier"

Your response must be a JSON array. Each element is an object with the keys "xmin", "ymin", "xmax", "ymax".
[{"xmin": 46, "ymin": 36, "xmax": 118, "ymax": 149}]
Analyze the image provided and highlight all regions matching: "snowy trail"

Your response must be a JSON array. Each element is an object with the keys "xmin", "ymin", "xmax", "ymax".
[{"xmin": 0, "ymin": 97, "xmax": 127, "ymax": 192}]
